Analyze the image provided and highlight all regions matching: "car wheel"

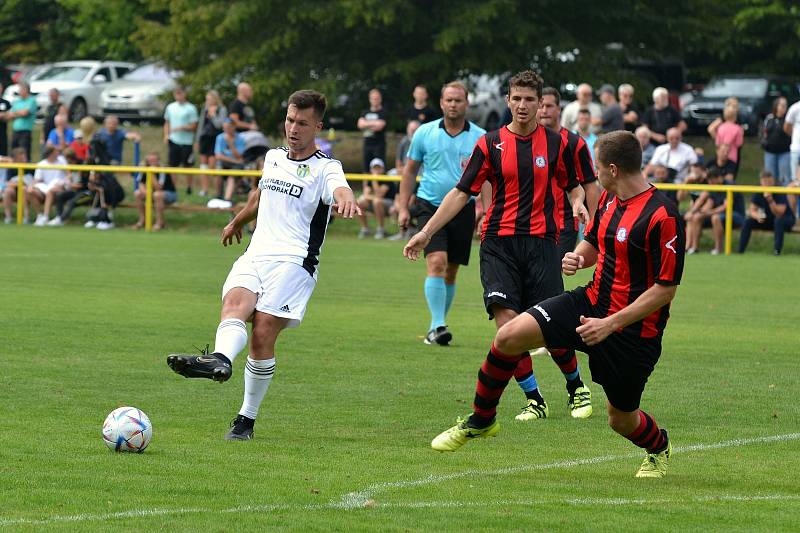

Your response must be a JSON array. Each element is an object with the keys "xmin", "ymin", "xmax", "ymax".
[
  {"xmin": 485, "ymin": 112, "xmax": 500, "ymax": 131},
  {"xmin": 69, "ymin": 98, "xmax": 87, "ymax": 122}
]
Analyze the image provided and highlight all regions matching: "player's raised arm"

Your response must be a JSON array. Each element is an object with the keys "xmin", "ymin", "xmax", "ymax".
[
  {"xmin": 332, "ymin": 186, "xmax": 361, "ymax": 218},
  {"xmin": 221, "ymin": 189, "xmax": 260, "ymax": 246}
]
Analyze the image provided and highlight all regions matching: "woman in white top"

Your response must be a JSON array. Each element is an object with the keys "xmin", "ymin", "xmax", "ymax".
[{"xmin": 29, "ymin": 145, "xmax": 68, "ymax": 226}]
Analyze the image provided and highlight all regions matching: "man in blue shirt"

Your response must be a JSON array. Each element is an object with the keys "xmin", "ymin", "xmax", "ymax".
[
  {"xmin": 397, "ymin": 81, "xmax": 485, "ymax": 345},
  {"xmin": 164, "ymin": 86, "xmax": 199, "ymax": 194},
  {"xmin": 98, "ymin": 115, "xmax": 140, "ymax": 165},
  {"xmin": 8, "ymin": 81, "xmax": 37, "ymax": 161},
  {"xmin": 738, "ymin": 171, "xmax": 795, "ymax": 255},
  {"xmin": 215, "ymin": 119, "xmax": 246, "ymax": 202}
]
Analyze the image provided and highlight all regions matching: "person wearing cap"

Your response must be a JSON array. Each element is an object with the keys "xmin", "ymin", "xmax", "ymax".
[
  {"xmin": 356, "ymin": 157, "xmax": 395, "ymax": 239},
  {"xmin": 594, "ymin": 84, "xmax": 624, "ymax": 133}
]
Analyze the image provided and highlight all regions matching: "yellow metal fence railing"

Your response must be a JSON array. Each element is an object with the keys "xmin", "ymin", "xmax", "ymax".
[{"xmin": 2, "ymin": 162, "xmax": 798, "ymax": 254}]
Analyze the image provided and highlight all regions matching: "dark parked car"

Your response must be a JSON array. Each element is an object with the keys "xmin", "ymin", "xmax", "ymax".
[{"xmin": 681, "ymin": 75, "xmax": 800, "ymax": 135}]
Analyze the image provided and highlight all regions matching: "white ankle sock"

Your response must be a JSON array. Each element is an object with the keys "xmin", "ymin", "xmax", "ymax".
[
  {"xmin": 213, "ymin": 318, "xmax": 247, "ymax": 363},
  {"xmin": 239, "ymin": 357, "xmax": 275, "ymax": 419}
]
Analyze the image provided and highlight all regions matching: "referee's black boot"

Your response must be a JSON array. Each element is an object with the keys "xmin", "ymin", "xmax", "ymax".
[
  {"xmin": 424, "ymin": 325, "xmax": 453, "ymax": 346},
  {"xmin": 167, "ymin": 351, "xmax": 232, "ymax": 382}
]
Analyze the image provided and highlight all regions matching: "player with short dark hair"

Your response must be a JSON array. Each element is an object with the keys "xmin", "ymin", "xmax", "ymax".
[
  {"xmin": 428, "ymin": 130, "xmax": 685, "ymax": 479},
  {"xmin": 404, "ymin": 70, "xmax": 592, "ymax": 420},
  {"xmin": 504, "ymin": 86, "xmax": 602, "ymax": 421},
  {"xmin": 167, "ymin": 89, "xmax": 360, "ymax": 440}
]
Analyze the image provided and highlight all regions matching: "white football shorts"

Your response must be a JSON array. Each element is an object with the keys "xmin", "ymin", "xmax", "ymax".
[{"xmin": 222, "ymin": 257, "xmax": 316, "ymax": 328}]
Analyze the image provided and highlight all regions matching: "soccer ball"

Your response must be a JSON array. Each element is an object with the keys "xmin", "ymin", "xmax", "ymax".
[{"xmin": 102, "ymin": 407, "xmax": 152, "ymax": 453}]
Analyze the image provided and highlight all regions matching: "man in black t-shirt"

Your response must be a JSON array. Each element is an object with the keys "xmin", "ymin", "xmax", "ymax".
[
  {"xmin": 641, "ymin": 87, "xmax": 685, "ymax": 146},
  {"xmin": 229, "ymin": 83, "xmax": 258, "ymax": 133},
  {"xmin": 406, "ymin": 85, "xmax": 439, "ymax": 124},
  {"xmin": 705, "ymin": 143, "xmax": 737, "ymax": 180},
  {"xmin": 738, "ymin": 171, "xmax": 795, "ymax": 255},
  {"xmin": 619, "ymin": 83, "xmax": 641, "ymax": 132},
  {"xmin": 357, "ymin": 88, "xmax": 387, "ymax": 172},
  {"xmin": 41, "ymin": 88, "xmax": 66, "ymax": 158}
]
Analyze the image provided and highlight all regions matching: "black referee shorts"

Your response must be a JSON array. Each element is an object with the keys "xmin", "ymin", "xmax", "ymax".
[
  {"xmin": 417, "ymin": 198, "xmax": 475, "ymax": 266},
  {"xmin": 526, "ymin": 287, "xmax": 662, "ymax": 412},
  {"xmin": 479, "ymin": 235, "xmax": 563, "ymax": 318}
]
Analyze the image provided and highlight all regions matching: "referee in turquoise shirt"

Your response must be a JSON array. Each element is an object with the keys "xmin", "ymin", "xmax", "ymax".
[{"xmin": 397, "ymin": 81, "xmax": 485, "ymax": 346}]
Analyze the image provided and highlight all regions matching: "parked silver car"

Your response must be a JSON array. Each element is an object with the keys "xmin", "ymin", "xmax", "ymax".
[
  {"xmin": 100, "ymin": 63, "xmax": 179, "ymax": 121},
  {"xmin": 464, "ymin": 74, "xmax": 508, "ymax": 131},
  {"xmin": 2, "ymin": 60, "xmax": 136, "ymax": 121}
]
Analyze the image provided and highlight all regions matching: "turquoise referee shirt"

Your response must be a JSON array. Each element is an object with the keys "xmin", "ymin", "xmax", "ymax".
[{"xmin": 407, "ymin": 118, "xmax": 485, "ymax": 206}]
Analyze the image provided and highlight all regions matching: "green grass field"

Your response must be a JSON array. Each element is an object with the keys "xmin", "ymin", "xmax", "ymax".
[{"xmin": 1, "ymin": 222, "xmax": 799, "ymax": 531}]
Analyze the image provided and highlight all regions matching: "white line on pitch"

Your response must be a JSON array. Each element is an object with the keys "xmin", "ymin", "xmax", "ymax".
[
  {"xmin": 1, "ymin": 432, "xmax": 798, "ymax": 527},
  {"xmin": 333, "ymin": 432, "xmax": 800, "ymax": 509}
]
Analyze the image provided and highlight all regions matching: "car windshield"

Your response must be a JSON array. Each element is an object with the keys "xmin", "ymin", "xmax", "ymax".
[
  {"xmin": 701, "ymin": 78, "xmax": 768, "ymax": 99},
  {"xmin": 36, "ymin": 66, "xmax": 91, "ymax": 83},
  {"xmin": 122, "ymin": 64, "xmax": 175, "ymax": 82}
]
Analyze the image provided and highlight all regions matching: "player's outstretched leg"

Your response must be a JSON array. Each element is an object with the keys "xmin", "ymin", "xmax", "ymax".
[
  {"xmin": 549, "ymin": 348, "xmax": 592, "ymax": 419},
  {"xmin": 513, "ymin": 354, "xmax": 548, "ymax": 421},
  {"xmin": 432, "ymin": 343, "xmax": 523, "ymax": 451},
  {"xmin": 609, "ymin": 406, "xmax": 671, "ymax": 478},
  {"xmin": 167, "ymin": 317, "xmax": 248, "ymax": 382}
]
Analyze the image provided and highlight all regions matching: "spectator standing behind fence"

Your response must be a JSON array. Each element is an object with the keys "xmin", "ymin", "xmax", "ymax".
[
  {"xmin": 394, "ymin": 120, "xmax": 420, "ymax": 175},
  {"xmin": 41, "ymin": 88, "xmax": 66, "ymax": 158},
  {"xmin": 133, "ymin": 151, "xmax": 177, "ymax": 231},
  {"xmin": 738, "ymin": 171, "xmax": 795, "ymax": 256},
  {"xmin": 195, "ymin": 90, "xmax": 227, "ymax": 197},
  {"xmin": 46, "ymin": 114, "xmax": 74, "ymax": 151},
  {"xmin": 0, "ymin": 84, "xmax": 11, "ymax": 156},
  {"xmin": 641, "ymin": 87, "xmax": 684, "ymax": 145},
  {"xmin": 358, "ymin": 88, "xmax": 387, "ymax": 172},
  {"xmin": 2, "ymin": 148, "xmax": 32, "ymax": 224},
  {"xmin": 594, "ymin": 84, "xmax": 624, "ymax": 133},
  {"xmin": 761, "ymin": 97, "xmax": 792, "ymax": 186},
  {"xmin": 8, "ymin": 81, "xmax": 37, "ymax": 161},
  {"xmin": 708, "ymin": 105, "xmax": 744, "ymax": 174},
  {"xmin": 619, "ymin": 83, "xmax": 640, "ymax": 132},
  {"xmin": 29, "ymin": 145, "xmax": 68, "ymax": 226},
  {"xmin": 229, "ymin": 82, "xmax": 258, "ymax": 132},
  {"xmin": 575, "ymin": 108, "xmax": 597, "ymax": 158},
  {"xmin": 561, "ymin": 83, "xmax": 601, "ymax": 132},
  {"xmin": 163, "ymin": 86, "xmax": 198, "ymax": 195},
  {"xmin": 785, "ymin": 99, "xmax": 800, "ymax": 182},
  {"xmin": 98, "ymin": 115, "xmax": 140, "ymax": 165},
  {"xmin": 215, "ymin": 119, "xmax": 246, "ymax": 204},
  {"xmin": 407, "ymin": 85, "xmax": 438, "ymax": 124}
]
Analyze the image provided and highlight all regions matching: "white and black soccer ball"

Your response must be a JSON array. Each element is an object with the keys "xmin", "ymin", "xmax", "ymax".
[{"xmin": 102, "ymin": 407, "xmax": 152, "ymax": 453}]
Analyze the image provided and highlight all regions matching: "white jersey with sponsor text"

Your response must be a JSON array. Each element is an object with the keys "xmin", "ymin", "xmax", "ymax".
[{"xmin": 244, "ymin": 147, "xmax": 349, "ymax": 278}]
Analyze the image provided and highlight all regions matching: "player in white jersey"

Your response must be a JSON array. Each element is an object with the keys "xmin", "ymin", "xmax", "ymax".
[{"xmin": 167, "ymin": 90, "xmax": 360, "ymax": 440}]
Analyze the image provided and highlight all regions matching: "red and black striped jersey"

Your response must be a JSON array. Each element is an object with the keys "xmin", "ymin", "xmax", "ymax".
[
  {"xmin": 456, "ymin": 125, "xmax": 578, "ymax": 241},
  {"xmin": 558, "ymin": 127, "xmax": 597, "ymax": 229},
  {"xmin": 583, "ymin": 186, "xmax": 685, "ymax": 339}
]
